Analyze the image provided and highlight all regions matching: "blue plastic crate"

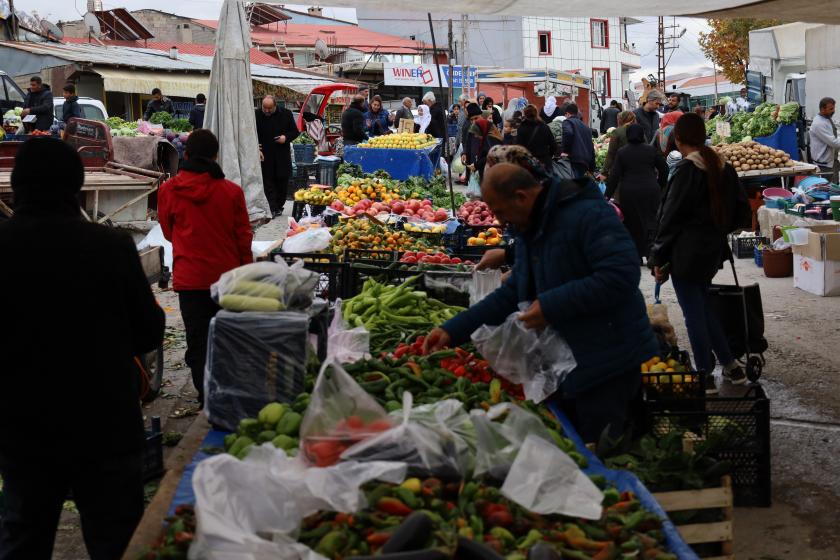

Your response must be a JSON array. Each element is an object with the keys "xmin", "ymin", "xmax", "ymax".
[{"xmin": 754, "ymin": 245, "xmax": 764, "ymax": 268}]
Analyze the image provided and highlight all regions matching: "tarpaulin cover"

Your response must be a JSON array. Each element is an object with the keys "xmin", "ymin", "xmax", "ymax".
[
  {"xmin": 756, "ymin": 123, "xmax": 799, "ymax": 162},
  {"xmin": 205, "ymin": 0, "xmax": 271, "ymax": 222},
  {"xmin": 343, "ymin": 145, "xmax": 437, "ymax": 181},
  {"xmin": 170, "ymin": 430, "xmax": 227, "ymax": 515},
  {"xmin": 546, "ymin": 403, "xmax": 699, "ymax": 560}
]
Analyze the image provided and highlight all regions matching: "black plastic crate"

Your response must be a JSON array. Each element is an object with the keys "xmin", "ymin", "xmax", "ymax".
[
  {"xmin": 342, "ymin": 261, "xmax": 421, "ymax": 299},
  {"xmin": 730, "ymin": 235, "xmax": 768, "ymax": 259},
  {"xmin": 291, "ymin": 201, "xmax": 327, "ymax": 221},
  {"xmin": 273, "ymin": 251, "xmax": 344, "ymax": 301},
  {"xmin": 142, "ymin": 416, "xmax": 164, "ymax": 482},
  {"xmin": 342, "ymin": 248, "xmax": 399, "ymax": 263},
  {"xmin": 642, "ymin": 370, "xmax": 706, "ymax": 400},
  {"xmin": 645, "ymin": 385, "xmax": 771, "ymax": 507},
  {"xmin": 293, "ymin": 144, "xmax": 316, "ymax": 164}
]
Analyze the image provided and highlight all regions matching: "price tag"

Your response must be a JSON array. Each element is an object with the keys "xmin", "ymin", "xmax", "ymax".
[{"xmin": 716, "ymin": 120, "xmax": 731, "ymax": 138}]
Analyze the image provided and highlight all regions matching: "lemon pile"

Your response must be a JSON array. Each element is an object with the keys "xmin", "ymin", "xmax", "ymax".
[
  {"xmin": 404, "ymin": 222, "xmax": 446, "ymax": 234},
  {"xmin": 360, "ymin": 133, "xmax": 438, "ymax": 150}
]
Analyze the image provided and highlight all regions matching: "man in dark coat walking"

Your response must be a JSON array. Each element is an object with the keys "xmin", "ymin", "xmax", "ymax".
[
  {"xmin": 600, "ymin": 100, "xmax": 620, "ymax": 133},
  {"xmin": 143, "ymin": 88, "xmax": 175, "ymax": 121},
  {"xmin": 255, "ymin": 95, "xmax": 299, "ymax": 216},
  {"xmin": 21, "ymin": 76, "xmax": 53, "ymax": 131},
  {"xmin": 633, "ymin": 91, "xmax": 664, "ymax": 143},
  {"xmin": 562, "ymin": 103, "xmax": 596, "ymax": 178},
  {"xmin": 341, "ymin": 95, "xmax": 367, "ymax": 145},
  {"xmin": 189, "ymin": 93, "xmax": 206, "ymax": 129},
  {"xmin": 422, "ymin": 92, "xmax": 446, "ymax": 140},
  {"xmin": 0, "ymin": 138, "xmax": 165, "ymax": 559},
  {"xmin": 61, "ymin": 84, "xmax": 82, "ymax": 124}
]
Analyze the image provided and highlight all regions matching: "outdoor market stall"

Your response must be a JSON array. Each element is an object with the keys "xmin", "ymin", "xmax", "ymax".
[{"xmin": 343, "ymin": 136, "xmax": 441, "ymax": 181}]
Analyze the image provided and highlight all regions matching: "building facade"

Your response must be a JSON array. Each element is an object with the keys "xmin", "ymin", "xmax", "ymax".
[{"xmin": 60, "ymin": 9, "xmax": 217, "ymax": 44}]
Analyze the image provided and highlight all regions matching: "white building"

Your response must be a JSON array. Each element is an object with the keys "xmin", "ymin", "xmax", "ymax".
[{"xmin": 355, "ymin": 11, "xmax": 641, "ymax": 104}]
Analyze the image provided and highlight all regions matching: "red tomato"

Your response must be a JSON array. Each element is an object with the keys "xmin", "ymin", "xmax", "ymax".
[
  {"xmin": 402, "ymin": 256, "xmax": 417, "ymax": 263},
  {"xmin": 451, "ymin": 257, "xmax": 462, "ymax": 264}
]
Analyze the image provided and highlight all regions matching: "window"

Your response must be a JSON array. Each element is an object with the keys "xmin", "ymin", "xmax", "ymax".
[
  {"xmin": 591, "ymin": 19, "xmax": 609, "ymax": 49},
  {"xmin": 592, "ymin": 68, "xmax": 611, "ymax": 98},
  {"xmin": 537, "ymin": 31, "xmax": 551, "ymax": 55}
]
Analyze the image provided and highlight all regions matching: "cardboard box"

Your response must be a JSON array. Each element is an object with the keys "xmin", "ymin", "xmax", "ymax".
[{"xmin": 792, "ymin": 225, "xmax": 840, "ymax": 296}]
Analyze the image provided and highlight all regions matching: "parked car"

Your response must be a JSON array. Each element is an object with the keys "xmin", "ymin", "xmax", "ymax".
[
  {"xmin": 53, "ymin": 97, "xmax": 109, "ymax": 122},
  {"xmin": 0, "ymin": 70, "xmax": 26, "ymax": 114}
]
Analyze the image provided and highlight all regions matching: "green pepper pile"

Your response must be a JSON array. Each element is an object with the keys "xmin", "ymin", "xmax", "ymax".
[{"xmin": 222, "ymin": 398, "xmax": 309, "ymax": 459}]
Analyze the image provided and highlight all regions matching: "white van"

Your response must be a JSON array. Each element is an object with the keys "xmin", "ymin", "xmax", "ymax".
[{"xmin": 53, "ymin": 97, "xmax": 109, "ymax": 122}]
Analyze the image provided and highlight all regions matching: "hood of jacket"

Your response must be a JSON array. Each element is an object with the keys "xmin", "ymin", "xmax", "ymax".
[
  {"xmin": 165, "ymin": 170, "xmax": 221, "ymax": 203},
  {"xmin": 64, "ymin": 95, "xmax": 79, "ymax": 104}
]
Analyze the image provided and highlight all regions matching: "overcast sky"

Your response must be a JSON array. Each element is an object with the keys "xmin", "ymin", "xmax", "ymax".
[{"xmin": 24, "ymin": 1, "xmax": 712, "ymax": 79}]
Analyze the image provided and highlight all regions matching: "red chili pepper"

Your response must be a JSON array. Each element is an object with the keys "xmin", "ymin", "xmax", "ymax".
[
  {"xmin": 377, "ymin": 497, "xmax": 413, "ymax": 516},
  {"xmin": 174, "ymin": 531, "xmax": 194, "ymax": 545},
  {"xmin": 454, "ymin": 366, "xmax": 467, "ymax": 377},
  {"xmin": 366, "ymin": 532, "xmax": 392, "ymax": 546},
  {"xmin": 394, "ymin": 345, "xmax": 410, "ymax": 358}
]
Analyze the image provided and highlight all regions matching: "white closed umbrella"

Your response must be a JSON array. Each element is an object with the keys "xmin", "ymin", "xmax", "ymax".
[{"xmin": 205, "ymin": 0, "xmax": 271, "ymax": 222}]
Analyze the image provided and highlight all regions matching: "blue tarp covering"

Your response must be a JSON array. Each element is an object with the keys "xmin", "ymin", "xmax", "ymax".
[
  {"xmin": 756, "ymin": 123, "xmax": 798, "ymax": 161},
  {"xmin": 546, "ymin": 403, "xmax": 699, "ymax": 560},
  {"xmin": 168, "ymin": 417, "xmax": 696, "ymax": 559},
  {"xmin": 343, "ymin": 143, "xmax": 438, "ymax": 180}
]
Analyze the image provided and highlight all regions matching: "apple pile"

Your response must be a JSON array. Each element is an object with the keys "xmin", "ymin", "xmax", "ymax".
[
  {"xmin": 400, "ymin": 251, "xmax": 474, "ymax": 265},
  {"xmin": 458, "ymin": 200, "xmax": 499, "ymax": 226},
  {"xmin": 330, "ymin": 198, "xmax": 449, "ymax": 222}
]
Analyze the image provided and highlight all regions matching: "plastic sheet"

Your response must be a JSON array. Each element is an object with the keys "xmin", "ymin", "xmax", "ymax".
[
  {"xmin": 469, "ymin": 269, "xmax": 502, "ymax": 305},
  {"xmin": 282, "ymin": 227, "xmax": 332, "ymax": 254},
  {"xmin": 205, "ymin": 311, "xmax": 310, "ymax": 431},
  {"xmin": 343, "ymin": 145, "xmax": 437, "ymax": 181},
  {"xmin": 327, "ymin": 300, "xmax": 370, "ymax": 363},
  {"xmin": 472, "ymin": 308, "xmax": 577, "ymax": 403},
  {"xmin": 471, "ymin": 403, "xmax": 555, "ymax": 480},
  {"xmin": 501, "ymin": 434, "xmax": 603, "ymax": 519}
]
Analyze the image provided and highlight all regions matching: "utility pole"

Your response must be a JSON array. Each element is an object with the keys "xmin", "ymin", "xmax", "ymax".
[
  {"xmin": 9, "ymin": 0, "xmax": 18, "ymax": 41},
  {"xmin": 657, "ymin": 17, "xmax": 681, "ymax": 92},
  {"xmin": 448, "ymin": 19, "xmax": 454, "ymax": 109},
  {"xmin": 713, "ymin": 61, "xmax": 720, "ymax": 106},
  {"xmin": 461, "ymin": 14, "xmax": 468, "ymax": 98}
]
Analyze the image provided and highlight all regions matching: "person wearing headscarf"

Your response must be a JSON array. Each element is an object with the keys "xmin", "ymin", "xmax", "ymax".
[
  {"xmin": 540, "ymin": 96, "xmax": 563, "ymax": 123},
  {"xmin": 415, "ymin": 105, "xmax": 432, "ymax": 134},
  {"xmin": 503, "ymin": 99, "xmax": 519, "ymax": 123},
  {"xmin": 465, "ymin": 103, "xmax": 503, "ymax": 179},
  {"xmin": 602, "ymin": 110, "xmax": 636, "ymax": 178},
  {"xmin": 482, "ymin": 96, "xmax": 503, "ymax": 130},
  {"xmin": 605, "ymin": 123, "xmax": 669, "ymax": 263},
  {"xmin": 516, "ymin": 105, "xmax": 557, "ymax": 169},
  {"xmin": 477, "ymin": 92, "xmax": 487, "ymax": 109},
  {"xmin": 656, "ymin": 110, "xmax": 683, "ymax": 155}
]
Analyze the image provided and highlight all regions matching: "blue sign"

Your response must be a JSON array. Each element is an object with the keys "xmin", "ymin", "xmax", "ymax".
[{"xmin": 442, "ymin": 66, "xmax": 477, "ymax": 89}]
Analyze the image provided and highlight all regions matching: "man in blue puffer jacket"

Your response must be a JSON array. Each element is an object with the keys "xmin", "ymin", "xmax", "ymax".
[{"xmin": 424, "ymin": 163, "xmax": 658, "ymax": 442}]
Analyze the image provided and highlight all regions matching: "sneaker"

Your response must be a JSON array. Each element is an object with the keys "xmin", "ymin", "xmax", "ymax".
[
  {"xmin": 704, "ymin": 374, "xmax": 718, "ymax": 395},
  {"xmin": 723, "ymin": 366, "xmax": 747, "ymax": 385}
]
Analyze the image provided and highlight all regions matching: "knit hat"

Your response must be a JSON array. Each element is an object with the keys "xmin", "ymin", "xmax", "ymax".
[{"xmin": 466, "ymin": 103, "xmax": 482, "ymax": 118}]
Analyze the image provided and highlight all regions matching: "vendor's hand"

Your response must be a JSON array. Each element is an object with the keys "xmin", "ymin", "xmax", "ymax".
[
  {"xmin": 259, "ymin": 149, "xmax": 265, "ymax": 162},
  {"xmin": 275, "ymin": 135, "xmax": 287, "ymax": 144},
  {"xmin": 519, "ymin": 300, "xmax": 548, "ymax": 330},
  {"xmin": 476, "ymin": 248, "xmax": 506, "ymax": 271},
  {"xmin": 20, "ymin": 108, "xmax": 30, "ymax": 117},
  {"xmin": 654, "ymin": 266, "xmax": 670, "ymax": 284},
  {"xmin": 423, "ymin": 328, "xmax": 451, "ymax": 354}
]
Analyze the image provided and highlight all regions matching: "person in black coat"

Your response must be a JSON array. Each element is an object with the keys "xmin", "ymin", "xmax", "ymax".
[
  {"xmin": 423, "ymin": 92, "xmax": 446, "ymax": 140},
  {"xmin": 341, "ymin": 95, "xmax": 367, "ymax": 145},
  {"xmin": 561, "ymin": 103, "xmax": 596, "ymax": 177},
  {"xmin": 606, "ymin": 124, "xmax": 668, "ymax": 262},
  {"xmin": 143, "ymin": 88, "xmax": 175, "ymax": 121},
  {"xmin": 515, "ymin": 104, "xmax": 557, "ymax": 169},
  {"xmin": 21, "ymin": 76, "xmax": 53, "ymax": 131},
  {"xmin": 600, "ymin": 100, "xmax": 621, "ymax": 133},
  {"xmin": 633, "ymin": 91, "xmax": 664, "ymax": 143},
  {"xmin": 256, "ymin": 95, "xmax": 300, "ymax": 216},
  {"xmin": 650, "ymin": 113, "xmax": 751, "ymax": 393},
  {"xmin": 189, "ymin": 93, "xmax": 206, "ymax": 129},
  {"xmin": 482, "ymin": 97, "xmax": 502, "ymax": 130},
  {"xmin": 540, "ymin": 96, "xmax": 564, "ymax": 123},
  {"xmin": 0, "ymin": 138, "xmax": 165, "ymax": 559},
  {"xmin": 60, "ymin": 83, "xmax": 82, "ymax": 124}
]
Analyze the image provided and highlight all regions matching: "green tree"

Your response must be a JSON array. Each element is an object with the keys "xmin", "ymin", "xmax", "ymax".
[{"xmin": 699, "ymin": 19, "xmax": 781, "ymax": 84}]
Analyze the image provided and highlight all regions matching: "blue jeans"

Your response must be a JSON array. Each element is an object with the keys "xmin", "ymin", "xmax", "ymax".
[{"xmin": 672, "ymin": 277, "xmax": 733, "ymax": 373}]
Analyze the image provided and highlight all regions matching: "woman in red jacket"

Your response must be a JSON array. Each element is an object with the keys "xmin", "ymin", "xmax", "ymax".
[{"xmin": 158, "ymin": 129, "xmax": 253, "ymax": 407}]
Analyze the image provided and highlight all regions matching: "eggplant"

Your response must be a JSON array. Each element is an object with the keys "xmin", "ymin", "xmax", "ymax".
[
  {"xmin": 380, "ymin": 512, "xmax": 434, "ymax": 554},
  {"xmin": 454, "ymin": 536, "xmax": 505, "ymax": 560}
]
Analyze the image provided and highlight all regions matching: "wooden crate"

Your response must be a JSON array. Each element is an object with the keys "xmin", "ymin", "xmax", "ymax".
[{"xmin": 654, "ymin": 475, "xmax": 734, "ymax": 560}]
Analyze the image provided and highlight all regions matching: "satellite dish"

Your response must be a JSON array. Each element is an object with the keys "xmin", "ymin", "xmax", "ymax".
[
  {"xmin": 314, "ymin": 38, "xmax": 329, "ymax": 60},
  {"xmin": 83, "ymin": 12, "xmax": 102, "ymax": 37},
  {"xmin": 40, "ymin": 19, "xmax": 64, "ymax": 41},
  {"xmin": 24, "ymin": 31, "xmax": 47, "ymax": 42}
]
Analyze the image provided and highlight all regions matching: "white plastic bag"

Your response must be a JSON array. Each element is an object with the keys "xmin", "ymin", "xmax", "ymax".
[
  {"xmin": 439, "ymin": 157, "xmax": 449, "ymax": 177},
  {"xmin": 282, "ymin": 227, "xmax": 332, "ymax": 254},
  {"xmin": 211, "ymin": 260, "xmax": 318, "ymax": 312},
  {"xmin": 451, "ymin": 146, "xmax": 465, "ymax": 174},
  {"xmin": 326, "ymin": 299, "xmax": 370, "ymax": 363},
  {"xmin": 467, "ymin": 171, "xmax": 481, "ymax": 198},
  {"xmin": 471, "ymin": 403, "xmax": 555, "ymax": 480},
  {"xmin": 471, "ymin": 307, "xmax": 577, "ymax": 403},
  {"xmin": 469, "ymin": 268, "xmax": 502, "ymax": 305},
  {"xmin": 341, "ymin": 392, "xmax": 467, "ymax": 479},
  {"xmin": 501, "ymin": 434, "xmax": 603, "ymax": 520}
]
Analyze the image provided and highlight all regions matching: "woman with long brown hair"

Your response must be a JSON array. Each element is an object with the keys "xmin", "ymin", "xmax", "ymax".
[{"xmin": 650, "ymin": 112, "xmax": 751, "ymax": 394}]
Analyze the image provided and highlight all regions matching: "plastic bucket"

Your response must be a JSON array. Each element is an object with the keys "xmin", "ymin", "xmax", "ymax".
[{"xmin": 763, "ymin": 248, "xmax": 793, "ymax": 278}]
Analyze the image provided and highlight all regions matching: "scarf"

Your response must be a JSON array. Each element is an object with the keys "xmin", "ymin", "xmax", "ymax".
[
  {"xmin": 416, "ymin": 106, "xmax": 431, "ymax": 133},
  {"xmin": 180, "ymin": 156, "xmax": 225, "ymax": 179},
  {"xmin": 543, "ymin": 96, "xmax": 557, "ymax": 116}
]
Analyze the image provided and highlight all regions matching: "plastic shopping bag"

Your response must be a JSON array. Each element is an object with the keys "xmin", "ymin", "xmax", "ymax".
[
  {"xmin": 299, "ymin": 360, "xmax": 395, "ymax": 467},
  {"xmin": 211, "ymin": 260, "xmax": 318, "ymax": 313},
  {"xmin": 467, "ymin": 172, "xmax": 482, "ymax": 198},
  {"xmin": 469, "ymin": 269, "xmax": 502, "ymax": 305},
  {"xmin": 282, "ymin": 227, "xmax": 332, "ymax": 254},
  {"xmin": 471, "ymin": 306, "xmax": 577, "ymax": 403},
  {"xmin": 451, "ymin": 146, "xmax": 465, "ymax": 174},
  {"xmin": 471, "ymin": 402, "xmax": 556, "ymax": 480},
  {"xmin": 326, "ymin": 299, "xmax": 370, "ymax": 363},
  {"xmin": 501, "ymin": 434, "xmax": 603, "ymax": 520},
  {"xmin": 341, "ymin": 392, "xmax": 465, "ymax": 479}
]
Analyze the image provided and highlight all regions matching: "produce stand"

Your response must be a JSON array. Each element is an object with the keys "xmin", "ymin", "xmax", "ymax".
[
  {"xmin": 757, "ymin": 205, "xmax": 839, "ymax": 239},
  {"xmin": 343, "ymin": 143, "xmax": 439, "ymax": 181}
]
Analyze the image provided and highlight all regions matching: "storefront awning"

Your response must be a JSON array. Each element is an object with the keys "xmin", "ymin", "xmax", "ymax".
[
  {"xmin": 93, "ymin": 67, "xmax": 210, "ymax": 98},
  {"xmin": 253, "ymin": 77, "xmax": 336, "ymax": 96}
]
